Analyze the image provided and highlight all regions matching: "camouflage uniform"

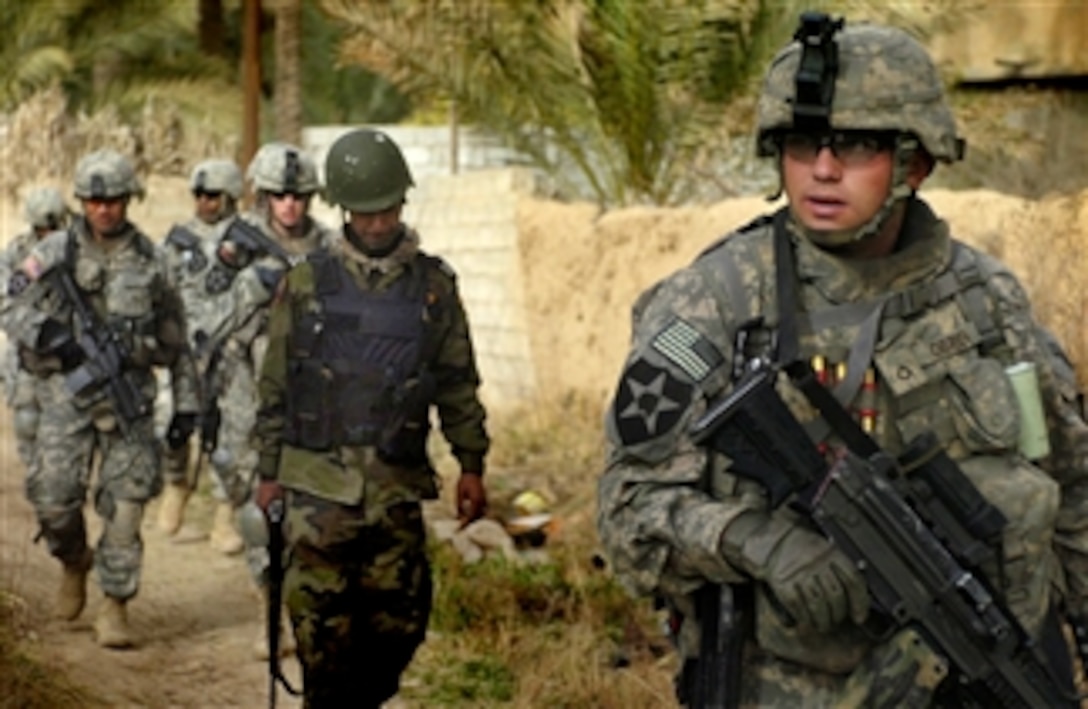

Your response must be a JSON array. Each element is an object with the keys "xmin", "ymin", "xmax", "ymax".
[
  {"xmin": 223, "ymin": 211, "xmax": 334, "ymax": 575},
  {"xmin": 597, "ymin": 18, "xmax": 1088, "ymax": 707},
  {"xmin": 3, "ymin": 149, "xmax": 198, "ymax": 647},
  {"xmin": 0, "ymin": 188, "xmax": 72, "ymax": 466},
  {"xmin": 218, "ymin": 143, "xmax": 335, "ymax": 580},
  {"xmin": 156, "ymin": 159, "xmax": 246, "ymax": 541},
  {"xmin": 254, "ymin": 129, "xmax": 489, "ymax": 707}
]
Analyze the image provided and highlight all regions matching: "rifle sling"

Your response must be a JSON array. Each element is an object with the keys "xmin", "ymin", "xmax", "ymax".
[{"xmin": 772, "ymin": 217, "xmax": 880, "ymax": 458}]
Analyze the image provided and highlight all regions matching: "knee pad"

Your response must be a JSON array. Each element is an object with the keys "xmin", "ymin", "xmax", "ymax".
[{"xmin": 13, "ymin": 406, "xmax": 39, "ymax": 441}]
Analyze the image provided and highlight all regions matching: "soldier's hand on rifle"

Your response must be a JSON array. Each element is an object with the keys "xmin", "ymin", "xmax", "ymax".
[
  {"xmin": 35, "ymin": 318, "xmax": 82, "ymax": 369},
  {"xmin": 721, "ymin": 511, "xmax": 869, "ymax": 633},
  {"xmin": 255, "ymin": 478, "xmax": 285, "ymax": 514},
  {"xmin": 456, "ymin": 472, "xmax": 487, "ymax": 528},
  {"xmin": 165, "ymin": 412, "xmax": 198, "ymax": 450}
]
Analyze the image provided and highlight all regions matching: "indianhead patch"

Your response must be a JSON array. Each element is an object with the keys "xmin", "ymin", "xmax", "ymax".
[{"xmin": 612, "ymin": 358, "xmax": 693, "ymax": 446}]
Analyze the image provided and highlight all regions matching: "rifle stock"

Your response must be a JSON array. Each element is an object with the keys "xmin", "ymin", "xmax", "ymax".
[{"xmin": 691, "ymin": 363, "xmax": 1080, "ymax": 708}]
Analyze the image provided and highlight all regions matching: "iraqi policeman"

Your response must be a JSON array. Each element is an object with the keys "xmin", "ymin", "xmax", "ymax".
[
  {"xmin": 597, "ymin": 15, "xmax": 1088, "ymax": 707},
  {"xmin": 253, "ymin": 128, "xmax": 489, "ymax": 707}
]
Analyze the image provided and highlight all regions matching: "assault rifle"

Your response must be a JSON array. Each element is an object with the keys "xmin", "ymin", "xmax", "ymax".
[
  {"xmin": 689, "ymin": 360, "xmax": 1080, "ymax": 708},
  {"xmin": 224, "ymin": 218, "xmax": 296, "ymax": 268},
  {"xmin": 49, "ymin": 264, "xmax": 149, "ymax": 437},
  {"xmin": 176, "ymin": 330, "xmax": 225, "ymax": 491},
  {"xmin": 265, "ymin": 497, "xmax": 301, "ymax": 709}
]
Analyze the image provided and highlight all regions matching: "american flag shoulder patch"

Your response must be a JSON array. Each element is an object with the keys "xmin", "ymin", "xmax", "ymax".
[{"xmin": 650, "ymin": 318, "xmax": 724, "ymax": 382}]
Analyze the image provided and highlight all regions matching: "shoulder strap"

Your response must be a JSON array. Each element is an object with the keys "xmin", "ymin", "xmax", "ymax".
[{"xmin": 309, "ymin": 248, "xmax": 340, "ymax": 297}]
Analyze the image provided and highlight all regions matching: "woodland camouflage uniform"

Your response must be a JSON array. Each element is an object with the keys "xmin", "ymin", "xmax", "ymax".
[
  {"xmin": 254, "ymin": 128, "xmax": 489, "ymax": 708},
  {"xmin": 2, "ymin": 149, "xmax": 198, "ymax": 648},
  {"xmin": 597, "ymin": 17, "xmax": 1088, "ymax": 707}
]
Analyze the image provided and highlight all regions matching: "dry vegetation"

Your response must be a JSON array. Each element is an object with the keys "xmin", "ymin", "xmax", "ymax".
[{"xmin": 0, "ymin": 87, "xmax": 237, "ymax": 201}]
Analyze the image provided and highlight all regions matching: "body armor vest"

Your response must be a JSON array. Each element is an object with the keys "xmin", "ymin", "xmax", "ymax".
[{"xmin": 284, "ymin": 252, "xmax": 436, "ymax": 463}]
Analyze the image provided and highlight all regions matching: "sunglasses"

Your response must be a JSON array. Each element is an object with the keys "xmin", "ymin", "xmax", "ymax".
[
  {"xmin": 779, "ymin": 130, "xmax": 897, "ymax": 166},
  {"xmin": 193, "ymin": 190, "xmax": 224, "ymax": 199},
  {"xmin": 268, "ymin": 192, "xmax": 310, "ymax": 202}
]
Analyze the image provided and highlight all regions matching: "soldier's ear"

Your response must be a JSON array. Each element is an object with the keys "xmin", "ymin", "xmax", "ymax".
[{"xmin": 905, "ymin": 149, "xmax": 935, "ymax": 190}]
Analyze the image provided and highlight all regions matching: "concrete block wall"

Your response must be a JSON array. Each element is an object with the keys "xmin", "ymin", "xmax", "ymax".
[
  {"xmin": 306, "ymin": 126, "xmax": 540, "ymax": 410},
  {"xmin": 304, "ymin": 124, "xmax": 525, "ymax": 184},
  {"xmin": 405, "ymin": 168, "xmax": 540, "ymax": 410}
]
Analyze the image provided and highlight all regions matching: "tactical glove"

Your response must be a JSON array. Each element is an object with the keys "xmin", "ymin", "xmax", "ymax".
[
  {"xmin": 165, "ymin": 412, "xmax": 198, "ymax": 450},
  {"xmin": 35, "ymin": 318, "xmax": 82, "ymax": 369},
  {"xmin": 721, "ymin": 510, "xmax": 869, "ymax": 633}
]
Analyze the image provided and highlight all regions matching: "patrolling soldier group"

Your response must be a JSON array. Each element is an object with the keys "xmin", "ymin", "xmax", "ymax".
[
  {"xmin": 4, "ymin": 13, "xmax": 1085, "ymax": 709},
  {"xmin": 1, "ymin": 127, "xmax": 491, "ymax": 705}
]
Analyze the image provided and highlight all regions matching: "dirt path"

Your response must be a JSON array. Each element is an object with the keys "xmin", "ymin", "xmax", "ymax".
[{"xmin": 0, "ymin": 406, "xmax": 305, "ymax": 708}]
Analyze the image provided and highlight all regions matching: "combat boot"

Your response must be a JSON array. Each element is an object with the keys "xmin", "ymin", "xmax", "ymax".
[
  {"xmin": 252, "ymin": 587, "xmax": 296, "ymax": 660},
  {"xmin": 94, "ymin": 596, "xmax": 134, "ymax": 649},
  {"xmin": 157, "ymin": 480, "xmax": 191, "ymax": 535},
  {"xmin": 209, "ymin": 502, "xmax": 244, "ymax": 555},
  {"xmin": 55, "ymin": 548, "xmax": 93, "ymax": 621}
]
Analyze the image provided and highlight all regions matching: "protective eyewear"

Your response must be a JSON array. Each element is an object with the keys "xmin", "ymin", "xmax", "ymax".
[
  {"xmin": 193, "ymin": 189, "xmax": 224, "ymax": 199},
  {"xmin": 780, "ymin": 130, "xmax": 897, "ymax": 166},
  {"xmin": 268, "ymin": 191, "xmax": 309, "ymax": 202}
]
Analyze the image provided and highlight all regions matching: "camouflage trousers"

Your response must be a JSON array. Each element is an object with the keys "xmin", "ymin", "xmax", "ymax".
[
  {"xmin": 158, "ymin": 344, "xmax": 256, "ymax": 506},
  {"xmin": 27, "ymin": 372, "xmax": 161, "ymax": 600},
  {"xmin": 282, "ymin": 490, "xmax": 432, "ymax": 709},
  {"xmin": 719, "ymin": 629, "xmax": 944, "ymax": 708},
  {"xmin": 9, "ymin": 367, "xmax": 42, "ymax": 468}
]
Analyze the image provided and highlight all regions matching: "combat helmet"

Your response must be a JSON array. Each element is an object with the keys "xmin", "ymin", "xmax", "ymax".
[
  {"xmin": 756, "ymin": 14, "xmax": 965, "ymax": 246},
  {"xmin": 756, "ymin": 15, "xmax": 964, "ymax": 163},
  {"xmin": 73, "ymin": 149, "xmax": 144, "ymax": 200},
  {"xmin": 23, "ymin": 186, "xmax": 71, "ymax": 230},
  {"xmin": 246, "ymin": 142, "xmax": 320, "ymax": 195},
  {"xmin": 190, "ymin": 159, "xmax": 244, "ymax": 200},
  {"xmin": 324, "ymin": 128, "xmax": 414, "ymax": 214}
]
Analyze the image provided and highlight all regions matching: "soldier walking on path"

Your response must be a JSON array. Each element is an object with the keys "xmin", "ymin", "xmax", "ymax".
[
  {"xmin": 0, "ymin": 187, "xmax": 73, "ymax": 468},
  {"xmin": 157, "ymin": 158, "xmax": 248, "ymax": 555},
  {"xmin": 2, "ymin": 149, "xmax": 199, "ymax": 649},
  {"xmin": 253, "ymin": 128, "xmax": 489, "ymax": 708}
]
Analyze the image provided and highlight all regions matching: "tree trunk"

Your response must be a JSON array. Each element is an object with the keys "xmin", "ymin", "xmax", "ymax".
[
  {"xmin": 198, "ymin": 0, "xmax": 226, "ymax": 57},
  {"xmin": 273, "ymin": 0, "xmax": 303, "ymax": 145}
]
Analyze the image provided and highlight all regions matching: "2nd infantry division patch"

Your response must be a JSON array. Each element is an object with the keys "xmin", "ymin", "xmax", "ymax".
[{"xmin": 613, "ymin": 358, "xmax": 693, "ymax": 446}]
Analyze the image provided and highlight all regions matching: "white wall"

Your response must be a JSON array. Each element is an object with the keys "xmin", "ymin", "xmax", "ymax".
[{"xmin": 304, "ymin": 124, "xmax": 540, "ymax": 410}]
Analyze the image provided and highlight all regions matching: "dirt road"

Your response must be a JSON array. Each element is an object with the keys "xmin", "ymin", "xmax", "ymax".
[{"xmin": 0, "ymin": 406, "xmax": 305, "ymax": 708}]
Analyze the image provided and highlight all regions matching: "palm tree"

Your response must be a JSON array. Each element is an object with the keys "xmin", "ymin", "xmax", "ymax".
[
  {"xmin": 271, "ymin": 0, "xmax": 303, "ymax": 144},
  {"xmin": 319, "ymin": 0, "xmax": 774, "ymax": 206}
]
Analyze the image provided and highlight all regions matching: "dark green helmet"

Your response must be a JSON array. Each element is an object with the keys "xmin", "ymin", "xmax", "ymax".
[{"xmin": 324, "ymin": 128, "xmax": 414, "ymax": 213}]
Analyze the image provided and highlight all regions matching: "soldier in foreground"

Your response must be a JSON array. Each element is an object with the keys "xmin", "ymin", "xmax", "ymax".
[
  {"xmin": 597, "ymin": 15, "xmax": 1088, "ymax": 707},
  {"xmin": 157, "ymin": 158, "xmax": 246, "ymax": 554},
  {"xmin": 3, "ymin": 149, "xmax": 198, "ymax": 648},
  {"xmin": 0, "ymin": 187, "xmax": 72, "ymax": 467},
  {"xmin": 253, "ymin": 128, "xmax": 489, "ymax": 708}
]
